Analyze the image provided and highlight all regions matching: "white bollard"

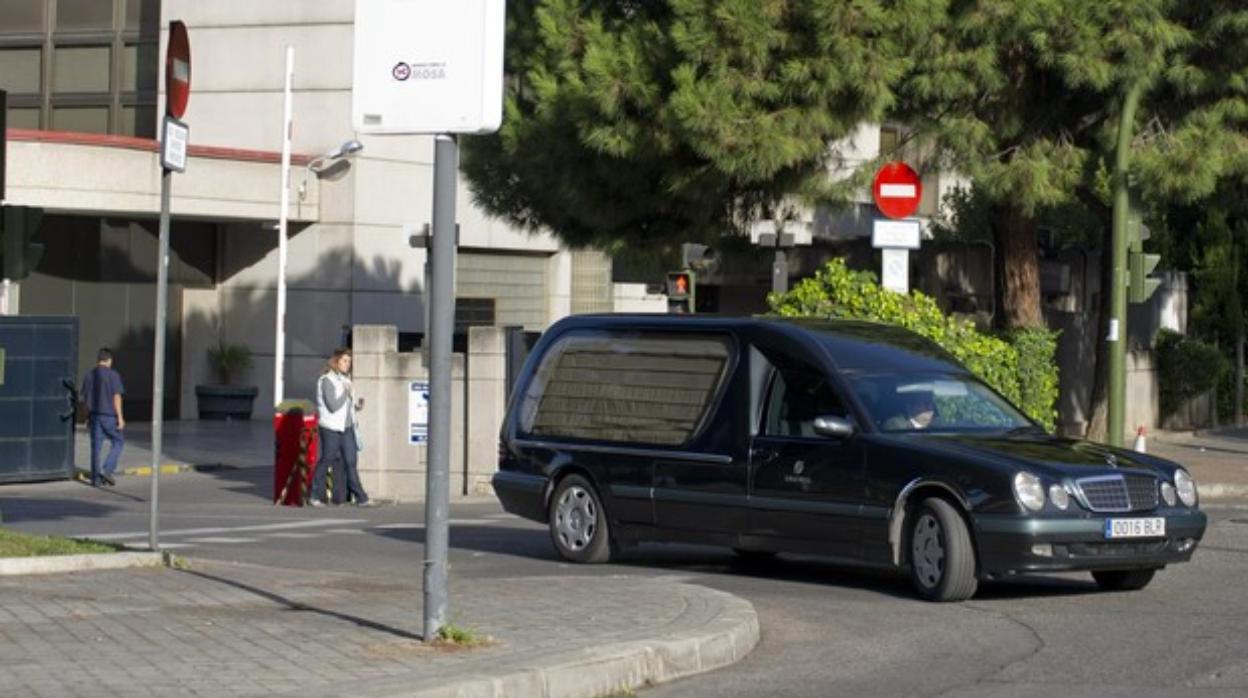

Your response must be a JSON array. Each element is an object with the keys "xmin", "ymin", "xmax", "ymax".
[{"xmin": 1132, "ymin": 426, "xmax": 1147, "ymax": 454}]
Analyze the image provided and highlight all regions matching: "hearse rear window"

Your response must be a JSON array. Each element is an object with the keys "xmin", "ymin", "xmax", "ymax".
[{"xmin": 520, "ymin": 332, "xmax": 731, "ymax": 446}]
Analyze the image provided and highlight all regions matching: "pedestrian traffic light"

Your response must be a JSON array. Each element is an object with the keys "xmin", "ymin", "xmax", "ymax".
[
  {"xmin": 1, "ymin": 205, "xmax": 46, "ymax": 281},
  {"xmin": 666, "ymin": 270, "xmax": 695, "ymax": 314},
  {"xmin": 1128, "ymin": 250, "xmax": 1162, "ymax": 304}
]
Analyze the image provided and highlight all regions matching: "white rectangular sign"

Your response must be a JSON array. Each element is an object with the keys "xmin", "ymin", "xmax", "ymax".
[
  {"xmin": 881, "ymin": 248, "xmax": 910, "ymax": 294},
  {"xmin": 879, "ymin": 183, "xmax": 917, "ymax": 199},
  {"xmin": 409, "ymin": 380, "xmax": 429, "ymax": 444},
  {"xmin": 353, "ymin": 0, "xmax": 505, "ymax": 134},
  {"xmin": 160, "ymin": 116, "xmax": 189, "ymax": 172},
  {"xmin": 872, "ymin": 218, "xmax": 921, "ymax": 250}
]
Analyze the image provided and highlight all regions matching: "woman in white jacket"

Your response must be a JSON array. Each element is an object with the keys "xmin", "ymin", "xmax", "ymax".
[{"xmin": 308, "ymin": 348, "xmax": 373, "ymax": 507}]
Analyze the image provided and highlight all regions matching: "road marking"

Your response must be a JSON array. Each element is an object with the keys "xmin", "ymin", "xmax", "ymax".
[
  {"xmin": 265, "ymin": 532, "xmax": 321, "ymax": 539},
  {"xmin": 79, "ymin": 518, "xmax": 367, "ymax": 541},
  {"xmin": 372, "ymin": 519, "xmax": 495, "ymax": 530},
  {"xmin": 324, "ymin": 528, "xmax": 366, "ymax": 535},
  {"xmin": 184, "ymin": 537, "xmax": 259, "ymax": 544}
]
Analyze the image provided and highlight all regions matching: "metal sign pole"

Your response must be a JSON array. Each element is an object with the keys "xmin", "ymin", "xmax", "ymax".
[
  {"xmin": 423, "ymin": 134, "xmax": 457, "ymax": 639},
  {"xmin": 149, "ymin": 165, "xmax": 171, "ymax": 551}
]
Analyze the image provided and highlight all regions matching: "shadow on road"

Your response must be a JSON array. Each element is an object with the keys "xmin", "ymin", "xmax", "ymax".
[
  {"xmin": 0, "ymin": 491, "xmax": 126, "ymax": 524},
  {"xmin": 370, "ymin": 524, "xmax": 1106, "ymax": 602}
]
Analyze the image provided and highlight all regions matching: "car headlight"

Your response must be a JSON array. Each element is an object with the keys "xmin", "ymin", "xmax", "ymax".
[
  {"xmin": 1049, "ymin": 483, "xmax": 1070, "ymax": 510},
  {"xmin": 1160, "ymin": 481, "xmax": 1177, "ymax": 507},
  {"xmin": 1174, "ymin": 469, "xmax": 1198, "ymax": 507},
  {"xmin": 1013, "ymin": 472, "xmax": 1045, "ymax": 512}
]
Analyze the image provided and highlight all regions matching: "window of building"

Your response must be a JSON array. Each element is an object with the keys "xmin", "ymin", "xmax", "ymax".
[
  {"xmin": 520, "ymin": 332, "xmax": 731, "ymax": 446},
  {"xmin": 0, "ymin": 0, "xmax": 159, "ymax": 137}
]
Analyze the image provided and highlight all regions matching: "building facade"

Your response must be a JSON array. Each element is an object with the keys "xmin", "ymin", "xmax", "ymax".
[{"xmin": 3, "ymin": 0, "xmax": 654, "ymax": 420}]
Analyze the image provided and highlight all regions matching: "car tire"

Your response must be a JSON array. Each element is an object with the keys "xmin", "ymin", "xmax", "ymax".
[
  {"xmin": 1092, "ymin": 568, "xmax": 1156, "ymax": 591},
  {"xmin": 548, "ymin": 474, "xmax": 611, "ymax": 564},
  {"xmin": 908, "ymin": 497, "xmax": 978, "ymax": 602}
]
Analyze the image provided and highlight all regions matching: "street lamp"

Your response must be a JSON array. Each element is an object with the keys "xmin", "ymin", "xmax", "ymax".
[{"xmin": 297, "ymin": 139, "xmax": 365, "ymax": 200}]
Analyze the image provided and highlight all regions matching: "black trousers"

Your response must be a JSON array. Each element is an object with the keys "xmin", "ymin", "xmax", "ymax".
[{"xmin": 311, "ymin": 427, "xmax": 368, "ymax": 504}]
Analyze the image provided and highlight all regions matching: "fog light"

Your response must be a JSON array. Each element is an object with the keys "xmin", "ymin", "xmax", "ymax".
[
  {"xmin": 1161, "ymin": 482, "xmax": 1177, "ymax": 507},
  {"xmin": 1031, "ymin": 544, "xmax": 1053, "ymax": 557},
  {"xmin": 1176, "ymin": 538, "xmax": 1195, "ymax": 553}
]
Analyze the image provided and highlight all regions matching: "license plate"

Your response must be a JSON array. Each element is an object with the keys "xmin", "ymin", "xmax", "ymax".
[{"xmin": 1104, "ymin": 517, "xmax": 1166, "ymax": 539}]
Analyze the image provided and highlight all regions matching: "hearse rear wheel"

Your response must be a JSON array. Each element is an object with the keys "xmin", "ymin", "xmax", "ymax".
[
  {"xmin": 908, "ymin": 498, "xmax": 978, "ymax": 602},
  {"xmin": 1092, "ymin": 568, "xmax": 1156, "ymax": 591},
  {"xmin": 549, "ymin": 474, "xmax": 612, "ymax": 563}
]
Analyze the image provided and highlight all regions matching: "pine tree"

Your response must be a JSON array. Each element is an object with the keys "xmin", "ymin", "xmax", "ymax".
[{"xmin": 462, "ymin": 0, "xmax": 943, "ymax": 255}]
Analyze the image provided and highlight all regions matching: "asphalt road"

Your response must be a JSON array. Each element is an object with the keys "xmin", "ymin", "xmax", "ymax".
[{"xmin": 2, "ymin": 469, "xmax": 1246, "ymax": 697}]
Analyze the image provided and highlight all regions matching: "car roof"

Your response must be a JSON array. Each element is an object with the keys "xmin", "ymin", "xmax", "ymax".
[{"xmin": 555, "ymin": 314, "xmax": 967, "ymax": 374}]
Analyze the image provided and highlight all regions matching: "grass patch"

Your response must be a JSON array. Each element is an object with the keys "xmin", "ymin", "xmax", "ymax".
[
  {"xmin": 0, "ymin": 528, "xmax": 120, "ymax": 558},
  {"xmin": 434, "ymin": 623, "xmax": 492, "ymax": 648}
]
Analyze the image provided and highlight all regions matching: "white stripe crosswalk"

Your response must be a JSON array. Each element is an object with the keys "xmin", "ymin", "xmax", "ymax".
[{"xmin": 76, "ymin": 515, "xmax": 530, "ymax": 552}]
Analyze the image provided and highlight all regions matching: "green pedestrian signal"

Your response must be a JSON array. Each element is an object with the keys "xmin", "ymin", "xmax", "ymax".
[
  {"xmin": 1128, "ymin": 250, "xmax": 1161, "ymax": 304},
  {"xmin": 1, "ymin": 205, "xmax": 46, "ymax": 281}
]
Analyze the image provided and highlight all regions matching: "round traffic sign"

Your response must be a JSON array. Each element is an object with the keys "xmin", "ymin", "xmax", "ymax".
[
  {"xmin": 166, "ymin": 21, "xmax": 191, "ymax": 119},
  {"xmin": 872, "ymin": 161, "xmax": 922, "ymax": 220}
]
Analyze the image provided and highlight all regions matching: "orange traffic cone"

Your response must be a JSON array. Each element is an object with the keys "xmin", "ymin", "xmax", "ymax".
[{"xmin": 1132, "ymin": 426, "xmax": 1147, "ymax": 454}]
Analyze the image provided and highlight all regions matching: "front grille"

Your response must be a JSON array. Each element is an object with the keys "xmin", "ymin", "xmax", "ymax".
[{"xmin": 1076, "ymin": 474, "xmax": 1159, "ymax": 512}]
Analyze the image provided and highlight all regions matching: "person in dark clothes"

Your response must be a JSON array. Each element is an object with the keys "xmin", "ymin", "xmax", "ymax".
[
  {"xmin": 81, "ymin": 348, "xmax": 125, "ymax": 487},
  {"xmin": 308, "ymin": 348, "xmax": 374, "ymax": 507}
]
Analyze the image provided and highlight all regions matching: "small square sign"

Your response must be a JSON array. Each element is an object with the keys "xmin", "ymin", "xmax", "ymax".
[{"xmin": 161, "ymin": 116, "xmax": 189, "ymax": 172}]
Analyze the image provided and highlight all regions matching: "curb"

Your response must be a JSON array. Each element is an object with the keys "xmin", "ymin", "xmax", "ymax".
[
  {"xmin": 1199, "ymin": 483, "xmax": 1248, "ymax": 501},
  {"xmin": 355, "ymin": 584, "xmax": 760, "ymax": 698},
  {"xmin": 0, "ymin": 551, "xmax": 166, "ymax": 576},
  {"xmin": 74, "ymin": 464, "xmax": 238, "ymax": 480}
]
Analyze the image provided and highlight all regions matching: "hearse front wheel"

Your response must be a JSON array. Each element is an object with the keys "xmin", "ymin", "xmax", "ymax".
[
  {"xmin": 908, "ymin": 498, "xmax": 978, "ymax": 602},
  {"xmin": 1092, "ymin": 568, "xmax": 1156, "ymax": 591},
  {"xmin": 549, "ymin": 474, "xmax": 611, "ymax": 563}
]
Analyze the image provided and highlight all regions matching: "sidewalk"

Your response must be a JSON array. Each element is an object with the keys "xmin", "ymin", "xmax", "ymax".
[
  {"xmin": 75, "ymin": 420, "xmax": 275, "ymax": 474},
  {"xmin": 1149, "ymin": 427, "xmax": 1248, "ymax": 501},
  {"xmin": 0, "ymin": 559, "xmax": 757, "ymax": 698}
]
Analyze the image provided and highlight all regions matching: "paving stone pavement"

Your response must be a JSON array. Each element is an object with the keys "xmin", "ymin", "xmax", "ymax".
[{"xmin": 0, "ymin": 560, "xmax": 731, "ymax": 697}]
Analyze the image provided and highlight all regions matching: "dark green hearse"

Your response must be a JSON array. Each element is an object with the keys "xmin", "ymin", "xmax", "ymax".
[{"xmin": 493, "ymin": 315, "xmax": 1207, "ymax": 601}]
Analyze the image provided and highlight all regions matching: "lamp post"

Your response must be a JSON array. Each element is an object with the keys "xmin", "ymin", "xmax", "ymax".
[{"xmin": 274, "ymin": 121, "xmax": 362, "ymax": 410}]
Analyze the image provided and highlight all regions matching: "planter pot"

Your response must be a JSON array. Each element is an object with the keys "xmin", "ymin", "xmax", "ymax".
[{"xmin": 195, "ymin": 384, "xmax": 259, "ymax": 421}]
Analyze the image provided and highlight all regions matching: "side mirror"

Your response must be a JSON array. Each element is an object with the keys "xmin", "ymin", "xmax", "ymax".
[{"xmin": 813, "ymin": 415, "xmax": 855, "ymax": 439}]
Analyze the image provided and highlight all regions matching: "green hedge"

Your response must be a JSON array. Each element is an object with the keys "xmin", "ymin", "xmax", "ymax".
[
  {"xmin": 768, "ymin": 259, "xmax": 1059, "ymax": 430},
  {"xmin": 1156, "ymin": 329, "xmax": 1230, "ymax": 419}
]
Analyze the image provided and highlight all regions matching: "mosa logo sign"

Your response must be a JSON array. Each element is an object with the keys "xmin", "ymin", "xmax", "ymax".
[{"xmin": 392, "ymin": 61, "xmax": 447, "ymax": 81}]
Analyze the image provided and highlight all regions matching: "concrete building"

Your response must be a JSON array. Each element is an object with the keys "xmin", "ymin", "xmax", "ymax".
[{"xmin": 3, "ymin": 0, "xmax": 659, "ymax": 420}]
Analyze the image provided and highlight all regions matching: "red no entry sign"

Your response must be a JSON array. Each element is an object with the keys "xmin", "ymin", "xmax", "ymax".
[
  {"xmin": 166, "ymin": 21, "xmax": 191, "ymax": 119},
  {"xmin": 872, "ymin": 161, "xmax": 922, "ymax": 220}
]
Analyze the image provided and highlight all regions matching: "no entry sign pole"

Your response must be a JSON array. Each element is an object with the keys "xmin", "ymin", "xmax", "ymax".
[
  {"xmin": 871, "ymin": 162, "xmax": 923, "ymax": 294},
  {"xmin": 150, "ymin": 20, "xmax": 191, "ymax": 552}
]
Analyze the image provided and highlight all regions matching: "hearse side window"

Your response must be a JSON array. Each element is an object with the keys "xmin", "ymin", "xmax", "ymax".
[
  {"xmin": 764, "ymin": 367, "xmax": 847, "ymax": 438},
  {"xmin": 519, "ymin": 332, "xmax": 731, "ymax": 446}
]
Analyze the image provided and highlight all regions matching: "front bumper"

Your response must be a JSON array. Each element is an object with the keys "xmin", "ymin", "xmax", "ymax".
[{"xmin": 974, "ymin": 508, "xmax": 1208, "ymax": 576}]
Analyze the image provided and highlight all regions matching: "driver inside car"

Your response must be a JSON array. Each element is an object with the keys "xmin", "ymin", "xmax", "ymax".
[{"xmin": 884, "ymin": 389, "xmax": 937, "ymax": 431}]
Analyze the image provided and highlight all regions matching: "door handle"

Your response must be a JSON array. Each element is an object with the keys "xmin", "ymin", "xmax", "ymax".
[{"xmin": 750, "ymin": 447, "xmax": 778, "ymax": 463}]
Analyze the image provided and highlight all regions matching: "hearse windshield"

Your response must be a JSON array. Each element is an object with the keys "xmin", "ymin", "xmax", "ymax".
[{"xmin": 848, "ymin": 373, "xmax": 1033, "ymax": 433}]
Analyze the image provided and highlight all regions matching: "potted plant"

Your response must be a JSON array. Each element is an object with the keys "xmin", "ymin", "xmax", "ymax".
[{"xmin": 195, "ymin": 341, "xmax": 259, "ymax": 420}]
